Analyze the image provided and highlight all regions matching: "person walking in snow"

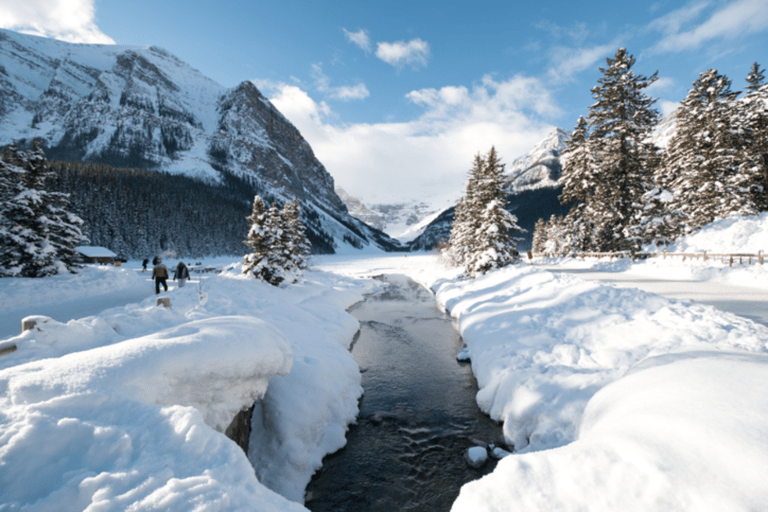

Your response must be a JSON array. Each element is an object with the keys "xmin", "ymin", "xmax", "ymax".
[
  {"xmin": 142, "ymin": 258, "xmax": 149, "ymax": 272},
  {"xmin": 174, "ymin": 261, "xmax": 190, "ymax": 288},
  {"xmin": 152, "ymin": 258, "xmax": 169, "ymax": 294}
]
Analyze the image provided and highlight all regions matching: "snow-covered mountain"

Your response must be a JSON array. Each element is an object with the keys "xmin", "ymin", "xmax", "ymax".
[
  {"xmin": 408, "ymin": 128, "xmax": 572, "ymax": 251},
  {"xmin": 335, "ymin": 186, "xmax": 449, "ymax": 242},
  {"xmin": 337, "ymin": 127, "xmax": 571, "ymax": 247},
  {"xmin": 0, "ymin": 28, "xmax": 401, "ymax": 253},
  {"xmin": 505, "ymin": 127, "xmax": 569, "ymax": 193}
]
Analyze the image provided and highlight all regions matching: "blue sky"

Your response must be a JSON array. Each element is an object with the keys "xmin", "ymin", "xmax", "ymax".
[{"xmin": 1, "ymin": 0, "xmax": 767, "ymax": 205}]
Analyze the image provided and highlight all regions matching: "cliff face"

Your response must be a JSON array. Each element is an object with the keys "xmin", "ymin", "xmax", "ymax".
[{"xmin": 0, "ymin": 28, "xmax": 400, "ymax": 253}]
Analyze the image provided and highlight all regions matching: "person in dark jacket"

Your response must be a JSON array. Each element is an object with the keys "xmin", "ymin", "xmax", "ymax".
[
  {"xmin": 152, "ymin": 258, "xmax": 169, "ymax": 294},
  {"xmin": 174, "ymin": 262, "xmax": 191, "ymax": 288},
  {"xmin": 152, "ymin": 256, "xmax": 159, "ymax": 266},
  {"xmin": 142, "ymin": 258, "xmax": 149, "ymax": 272}
]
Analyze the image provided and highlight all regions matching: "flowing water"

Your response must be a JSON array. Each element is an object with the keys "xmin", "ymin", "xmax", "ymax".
[{"xmin": 305, "ymin": 274, "xmax": 506, "ymax": 512}]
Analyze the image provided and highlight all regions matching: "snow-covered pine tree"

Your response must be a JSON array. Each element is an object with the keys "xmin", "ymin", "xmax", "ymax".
[
  {"xmin": 0, "ymin": 141, "xmax": 86, "ymax": 277},
  {"xmin": 280, "ymin": 198, "xmax": 310, "ymax": 277},
  {"xmin": 242, "ymin": 195, "xmax": 284, "ymax": 285},
  {"xmin": 660, "ymin": 70, "xmax": 751, "ymax": 238},
  {"xmin": 741, "ymin": 63, "xmax": 768, "ymax": 212},
  {"xmin": 558, "ymin": 116, "xmax": 598, "ymax": 251},
  {"xmin": 544, "ymin": 214, "xmax": 569, "ymax": 255},
  {"xmin": 578, "ymin": 48, "xmax": 659, "ymax": 252},
  {"xmin": 531, "ymin": 217, "xmax": 547, "ymax": 254},
  {"xmin": 455, "ymin": 147, "xmax": 524, "ymax": 278},
  {"xmin": 449, "ymin": 153, "xmax": 484, "ymax": 266}
]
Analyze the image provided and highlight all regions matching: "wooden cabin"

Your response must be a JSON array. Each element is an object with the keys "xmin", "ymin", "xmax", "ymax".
[{"xmin": 75, "ymin": 246, "xmax": 117, "ymax": 264}]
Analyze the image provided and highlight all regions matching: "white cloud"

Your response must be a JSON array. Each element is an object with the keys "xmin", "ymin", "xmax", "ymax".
[
  {"xmin": 267, "ymin": 75, "xmax": 557, "ymax": 205},
  {"xmin": 647, "ymin": 76, "xmax": 675, "ymax": 93},
  {"xmin": 331, "ymin": 83, "xmax": 370, "ymax": 101},
  {"xmin": 343, "ymin": 28, "xmax": 371, "ymax": 52},
  {"xmin": 311, "ymin": 63, "xmax": 369, "ymax": 101},
  {"xmin": 375, "ymin": 38, "xmax": 430, "ymax": 69},
  {"xmin": 548, "ymin": 44, "xmax": 617, "ymax": 81},
  {"xmin": 650, "ymin": 0, "xmax": 768, "ymax": 53},
  {"xmin": 0, "ymin": 0, "xmax": 114, "ymax": 44},
  {"xmin": 649, "ymin": 1, "xmax": 711, "ymax": 35}
]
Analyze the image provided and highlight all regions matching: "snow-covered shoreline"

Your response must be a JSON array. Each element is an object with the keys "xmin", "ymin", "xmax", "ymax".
[
  {"xmin": 319, "ymin": 240, "xmax": 768, "ymax": 510},
  {"xmin": 0, "ymin": 263, "xmax": 376, "ymax": 510}
]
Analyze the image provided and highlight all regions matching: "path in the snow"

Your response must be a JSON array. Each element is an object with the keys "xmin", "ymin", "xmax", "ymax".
[
  {"xmin": 0, "ymin": 275, "xmax": 160, "ymax": 340},
  {"xmin": 538, "ymin": 266, "xmax": 768, "ymax": 327},
  {"xmin": 305, "ymin": 274, "xmax": 505, "ymax": 512}
]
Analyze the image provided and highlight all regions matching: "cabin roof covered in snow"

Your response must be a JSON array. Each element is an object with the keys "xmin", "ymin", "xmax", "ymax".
[{"xmin": 76, "ymin": 246, "xmax": 117, "ymax": 258}]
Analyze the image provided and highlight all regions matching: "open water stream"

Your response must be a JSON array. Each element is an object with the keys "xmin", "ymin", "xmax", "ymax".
[{"xmin": 305, "ymin": 274, "xmax": 506, "ymax": 511}]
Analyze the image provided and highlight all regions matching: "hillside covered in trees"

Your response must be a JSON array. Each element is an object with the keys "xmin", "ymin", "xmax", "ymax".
[{"xmin": 45, "ymin": 160, "xmax": 337, "ymax": 260}]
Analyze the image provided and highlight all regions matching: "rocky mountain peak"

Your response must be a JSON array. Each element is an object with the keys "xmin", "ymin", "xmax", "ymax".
[
  {"xmin": 0, "ymin": 28, "xmax": 398, "ymax": 253},
  {"xmin": 506, "ymin": 127, "xmax": 570, "ymax": 193}
]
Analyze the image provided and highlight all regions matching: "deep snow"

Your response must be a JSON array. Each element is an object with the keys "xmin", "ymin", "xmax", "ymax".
[{"xmin": 1, "ymin": 213, "xmax": 768, "ymax": 511}]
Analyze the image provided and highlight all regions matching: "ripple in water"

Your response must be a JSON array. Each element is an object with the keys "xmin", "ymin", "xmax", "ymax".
[{"xmin": 305, "ymin": 275, "xmax": 508, "ymax": 512}]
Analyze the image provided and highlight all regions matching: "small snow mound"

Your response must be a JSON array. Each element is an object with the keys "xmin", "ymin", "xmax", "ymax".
[
  {"xmin": 465, "ymin": 446, "xmax": 488, "ymax": 468},
  {"xmin": 457, "ymin": 347, "xmax": 471, "ymax": 361},
  {"xmin": 491, "ymin": 446, "xmax": 512, "ymax": 459}
]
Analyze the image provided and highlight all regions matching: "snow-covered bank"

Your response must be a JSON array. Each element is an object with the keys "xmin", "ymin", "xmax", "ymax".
[
  {"xmin": 0, "ymin": 262, "xmax": 375, "ymax": 510},
  {"xmin": 453, "ymin": 351, "xmax": 768, "ymax": 511},
  {"xmin": 0, "ymin": 265, "xmax": 150, "ymax": 340},
  {"xmin": 430, "ymin": 263, "xmax": 768, "ymax": 453},
  {"xmin": 319, "ymin": 243, "xmax": 768, "ymax": 510}
]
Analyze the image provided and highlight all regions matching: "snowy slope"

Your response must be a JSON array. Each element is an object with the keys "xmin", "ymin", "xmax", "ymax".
[
  {"xmin": 0, "ymin": 263, "xmax": 374, "ymax": 510},
  {"xmin": 505, "ymin": 127, "xmax": 569, "ymax": 192},
  {"xmin": 336, "ymin": 185, "xmax": 457, "ymax": 241}
]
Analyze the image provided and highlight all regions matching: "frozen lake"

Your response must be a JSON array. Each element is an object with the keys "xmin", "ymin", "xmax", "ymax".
[{"xmin": 538, "ymin": 265, "xmax": 768, "ymax": 327}]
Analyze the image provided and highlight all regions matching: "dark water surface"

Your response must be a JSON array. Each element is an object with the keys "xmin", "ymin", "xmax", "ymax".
[{"xmin": 305, "ymin": 275, "xmax": 505, "ymax": 512}]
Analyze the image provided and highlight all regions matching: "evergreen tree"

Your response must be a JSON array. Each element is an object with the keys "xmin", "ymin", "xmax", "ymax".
[
  {"xmin": 741, "ymin": 64, "xmax": 768, "ymax": 212},
  {"xmin": 0, "ymin": 141, "xmax": 86, "ymax": 277},
  {"xmin": 659, "ymin": 70, "xmax": 750, "ymax": 238},
  {"xmin": 587, "ymin": 48, "xmax": 659, "ymax": 251},
  {"xmin": 531, "ymin": 217, "xmax": 547, "ymax": 254},
  {"xmin": 450, "ymin": 147, "xmax": 524, "ymax": 278},
  {"xmin": 558, "ymin": 116, "xmax": 598, "ymax": 252},
  {"xmin": 746, "ymin": 62, "xmax": 765, "ymax": 93},
  {"xmin": 544, "ymin": 214, "xmax": 569, "ymax": 255},
  {"xmin": 281, "ymin": 198, "xmax": 310, "ymax": 273},
  {"xmin": 449, "ymin": 153, "xmax": 484, "ymax": 266},
  {"xmin": 242, "ymin": 195, "xmax": 282, "ymax": 285}
]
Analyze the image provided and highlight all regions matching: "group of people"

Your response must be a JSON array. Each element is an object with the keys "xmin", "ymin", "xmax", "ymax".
[{"xmin": 142, "ymin": 257, "xmax": 191, "ymax": 295}]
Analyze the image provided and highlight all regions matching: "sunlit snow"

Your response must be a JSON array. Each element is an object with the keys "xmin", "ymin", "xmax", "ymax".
[{"xmin": 1, "ymin": 214, "xmax": 767, "ymax": 510}]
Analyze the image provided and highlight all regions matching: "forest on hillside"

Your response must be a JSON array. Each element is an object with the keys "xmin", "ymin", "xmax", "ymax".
[{"xmin": 45, "ymin": 161, "xmax": 336, "ymax": 259}]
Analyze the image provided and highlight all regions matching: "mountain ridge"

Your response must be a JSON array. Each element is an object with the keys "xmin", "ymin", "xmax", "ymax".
[{"xmin": 0, "ymin": 28, "xmax": 401, "ymax": 254}]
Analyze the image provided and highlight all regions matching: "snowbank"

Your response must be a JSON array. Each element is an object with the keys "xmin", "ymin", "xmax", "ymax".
[
  {"xmin": 453, "ymin": 351, "xmax": 768, "ymax": 511},
  {"xmin": 665, "ymin": 212, "xmax": 768, "ymax": 254},
  {"xmin": 0, "ymin": 262, "xmax": 374, "ymax": 510},
  {"xmin": 430, "ymin": 264, "xmax": 768, "ymax": 453},
  {"xmin": 0, "ymin": 317, "xmax": 300, "ymax": 511}
]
